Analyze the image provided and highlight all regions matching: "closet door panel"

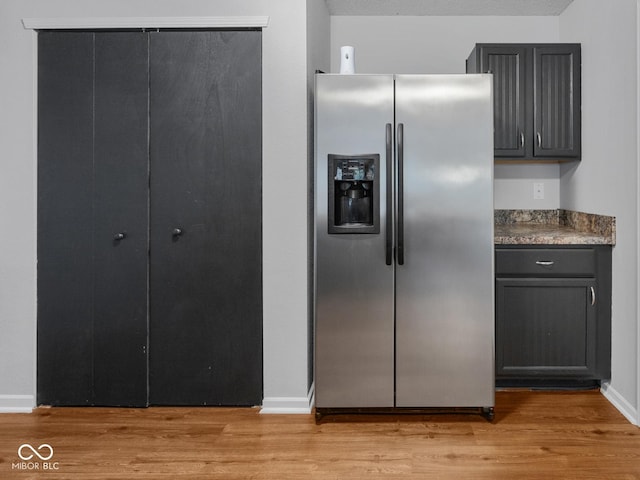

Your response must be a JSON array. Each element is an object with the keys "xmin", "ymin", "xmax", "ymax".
[
  {"xmin": 92, "ymin": 32, "xmax": 149, "ymax": 406},
  {"xmin": 37, "ymin": 32, "xmax": 95, "ymax": 405},
  {"xmin": 149, "ymin": 31, "xmax": 262, "ymax": 405},
  {"xmin": 38, "ymin": 32, "xmax": 149, "ymax": 406}
]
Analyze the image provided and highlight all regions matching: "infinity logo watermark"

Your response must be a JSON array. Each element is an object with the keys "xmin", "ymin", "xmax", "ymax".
[
  {"xmin": 18, "ymin": 444, "xmax": 54, "ymax": 461},
  {"xmin": 12, "ymin": 443, "xmax": 59, "ymax": 471}
]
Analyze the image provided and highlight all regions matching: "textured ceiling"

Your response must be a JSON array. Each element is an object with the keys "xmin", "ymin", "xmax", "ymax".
[{"xmin": 325, "ymin": 0, "xmax": 575, "ymax": 16}]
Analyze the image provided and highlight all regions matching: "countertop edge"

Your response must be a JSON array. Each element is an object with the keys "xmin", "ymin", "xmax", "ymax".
[{"xmin": 494, "ymin": 209, "xmax": 616, "ymax": 246}]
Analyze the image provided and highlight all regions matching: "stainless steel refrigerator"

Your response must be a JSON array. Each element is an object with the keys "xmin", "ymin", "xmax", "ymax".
[{"xmin": 314, "ymin": 73, "xmax": 495, "ymax": 418}]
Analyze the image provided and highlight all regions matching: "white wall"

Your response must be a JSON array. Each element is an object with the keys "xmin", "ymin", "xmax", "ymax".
[
  {"xmin": 559, "ymin": 0, "xmax": 639, "ymax": 423},
  {"xmin": 330, "ymin": 16, "xmax": 559, "ymax": 75},
  {"xmin": 0, "ymin": 0, "xmax": 311, "ymax": 411},
  {"xmin": 494, "ymin": 164, "xmax": 560, "ymax": 210},
  {"xmin": 329, "ymin": 15, "xmax": 562, "ymax": 210},
  {"xmin": 0, "ymin": 1, "xmax": 36, "ymax": 411},
  {"xmin": 306, "ymin": 0, "xmax": 331, "ymax": 393}
]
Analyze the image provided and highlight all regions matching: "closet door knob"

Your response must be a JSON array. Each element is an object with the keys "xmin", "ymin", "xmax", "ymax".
[{"xmin": 172, "ymin": 228, "xmax": 183, "ymax": 237}]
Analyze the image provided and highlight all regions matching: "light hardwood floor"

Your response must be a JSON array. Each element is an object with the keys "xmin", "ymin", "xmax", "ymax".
[{"xmin": 1, "ymin": 390, "xmax": 639, "ymax": 479}]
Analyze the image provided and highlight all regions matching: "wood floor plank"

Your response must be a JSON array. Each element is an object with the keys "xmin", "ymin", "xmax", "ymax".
[{"xmin": 0, "ymin": 391, "xmax": 639, "ymax": 479}]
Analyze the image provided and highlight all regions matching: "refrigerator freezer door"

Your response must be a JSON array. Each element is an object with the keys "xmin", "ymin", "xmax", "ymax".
[
  {"xmin": 394, "ymin": 74, "xmax": 495, "ymax": 408},
  {"xmin": 315, "ymin": 74, "xmax": 395, "ymax": 408}
]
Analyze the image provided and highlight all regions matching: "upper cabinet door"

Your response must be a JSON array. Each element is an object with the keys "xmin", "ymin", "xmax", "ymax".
[
  {"xmin": 533, "ymin": 45, "xmax": 581, "ymax": 158},
  {"xmin": 468, "ymin": 43, "xmax": 581, "ymax": 161},
  {"xmin": 480, "ymin": 46, "xmax": 528, "ymax": 158}
]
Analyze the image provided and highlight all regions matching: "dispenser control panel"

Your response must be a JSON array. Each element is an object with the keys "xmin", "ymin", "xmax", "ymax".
[
  {"xmin": 335, "ymin": 159, "xmax": 375, "ymax": 181},
  {"xmin": 328, "ymin": 154, "xmax": 380, "ymax": 234}
]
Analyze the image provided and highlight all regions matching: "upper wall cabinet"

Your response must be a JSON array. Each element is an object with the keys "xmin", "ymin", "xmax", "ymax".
[{"xmin": 467, "ymin": 44, "xmax": 581, "ymax": 162}]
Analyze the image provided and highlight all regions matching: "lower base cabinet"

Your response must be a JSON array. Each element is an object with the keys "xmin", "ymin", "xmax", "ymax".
[{"xmin": 495, "ymin": 246, "xmax": 611, "ymax": 388}]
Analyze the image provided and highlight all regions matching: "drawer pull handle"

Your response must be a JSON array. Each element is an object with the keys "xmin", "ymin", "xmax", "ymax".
[
  {"xmin": 535, "ymin": 260, "xmax": 555, "ymax": 266},
  {"xmin": 590, "ymin": 286, "xmax": 596, "ymax": 306}
]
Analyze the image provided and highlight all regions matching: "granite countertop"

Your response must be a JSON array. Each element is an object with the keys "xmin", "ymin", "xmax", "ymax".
[{"xmin": 495, "ymin": 209, "xmax": 616, "ymax": 246}]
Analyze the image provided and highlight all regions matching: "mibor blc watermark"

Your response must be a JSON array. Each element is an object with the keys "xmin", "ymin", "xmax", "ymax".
[{"xmin": 12, "ymin": 443, "xmax": 60, "ymax": 471}]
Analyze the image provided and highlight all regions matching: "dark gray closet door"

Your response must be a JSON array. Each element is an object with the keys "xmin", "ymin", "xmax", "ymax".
[
  {"xmin": 38, "ymin": 32, "xmax": 94, "ymax": 406},
  {"xmin": 92, "ymin": 33, "xmax": 149, "ymax": 406},
  {"xmin": 37, "ymin": 32, "xmax": 149, "ymax": 406},
  {"xmin": 148, "ymin": 31, "xmax": 262, "ymax": 405}
]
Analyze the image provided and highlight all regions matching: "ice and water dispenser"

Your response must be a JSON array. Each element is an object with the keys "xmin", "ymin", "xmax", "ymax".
[{"xmin": 328, "ymin": 154, "xmax": 380, "ymax": 234}]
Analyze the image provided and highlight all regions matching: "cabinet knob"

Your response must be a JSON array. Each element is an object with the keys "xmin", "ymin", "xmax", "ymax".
[
  {"xmin": 172, "ymin": 227, "xmax": 183, "ymax": 237},
  {"xmin": 114, "ymin": 232, "xmax": 127, "ymax": 241}
]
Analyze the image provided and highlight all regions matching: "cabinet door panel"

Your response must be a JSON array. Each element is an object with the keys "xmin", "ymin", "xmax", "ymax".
[
  {"xmin": 496, "ymin": 278, "xmax": 596, "ymax": 378},
  {"xmin": 534, "ymin": 45, "xmax": 581, "ymax": 157},
  {"xmin": 148, "ymin": 31, "xmax": 262, "ymax": 406},
  {"xmin": 481, "ymin": 46, "xmax": 527, "ymax": 157}
]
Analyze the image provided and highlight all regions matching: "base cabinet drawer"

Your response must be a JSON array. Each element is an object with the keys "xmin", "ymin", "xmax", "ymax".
[
  {"xmin": 496, "ymin": 248, "xmax": 595, "ymax": 276},
  {"xmin": 495, "ymin": 246, "xmax": 611, "ymax": 387}
]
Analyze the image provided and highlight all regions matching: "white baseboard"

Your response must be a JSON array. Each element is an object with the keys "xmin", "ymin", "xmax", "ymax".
[
  {"xmin": 601, "ymin": 382, "xmax": 639, "ymax": 426},
  {"xmin": 260, "ymin": 383, "xmax": 314, "ymax": 414},
  {"xmin": 0, "ymin": 395, "xmax": 35, "ymax": 413}
]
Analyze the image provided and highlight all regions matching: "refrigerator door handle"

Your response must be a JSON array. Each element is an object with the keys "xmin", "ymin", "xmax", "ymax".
[
  {"xmin": 397, "ymin": 123, "xmax": 405, "ymax": 266},
  {"xmin": 385, "ymin": 123, "xmax": 393, "ymax": 265}
]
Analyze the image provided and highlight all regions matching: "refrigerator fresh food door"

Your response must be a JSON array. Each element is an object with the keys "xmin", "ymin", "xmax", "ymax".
[
  {"xmin": 394, "ymin": 74, "xmax": 495, "ymax": 408},
  {"xmin": 315, "ymin": 74, "xmax": 395, "ymax": 408}
]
